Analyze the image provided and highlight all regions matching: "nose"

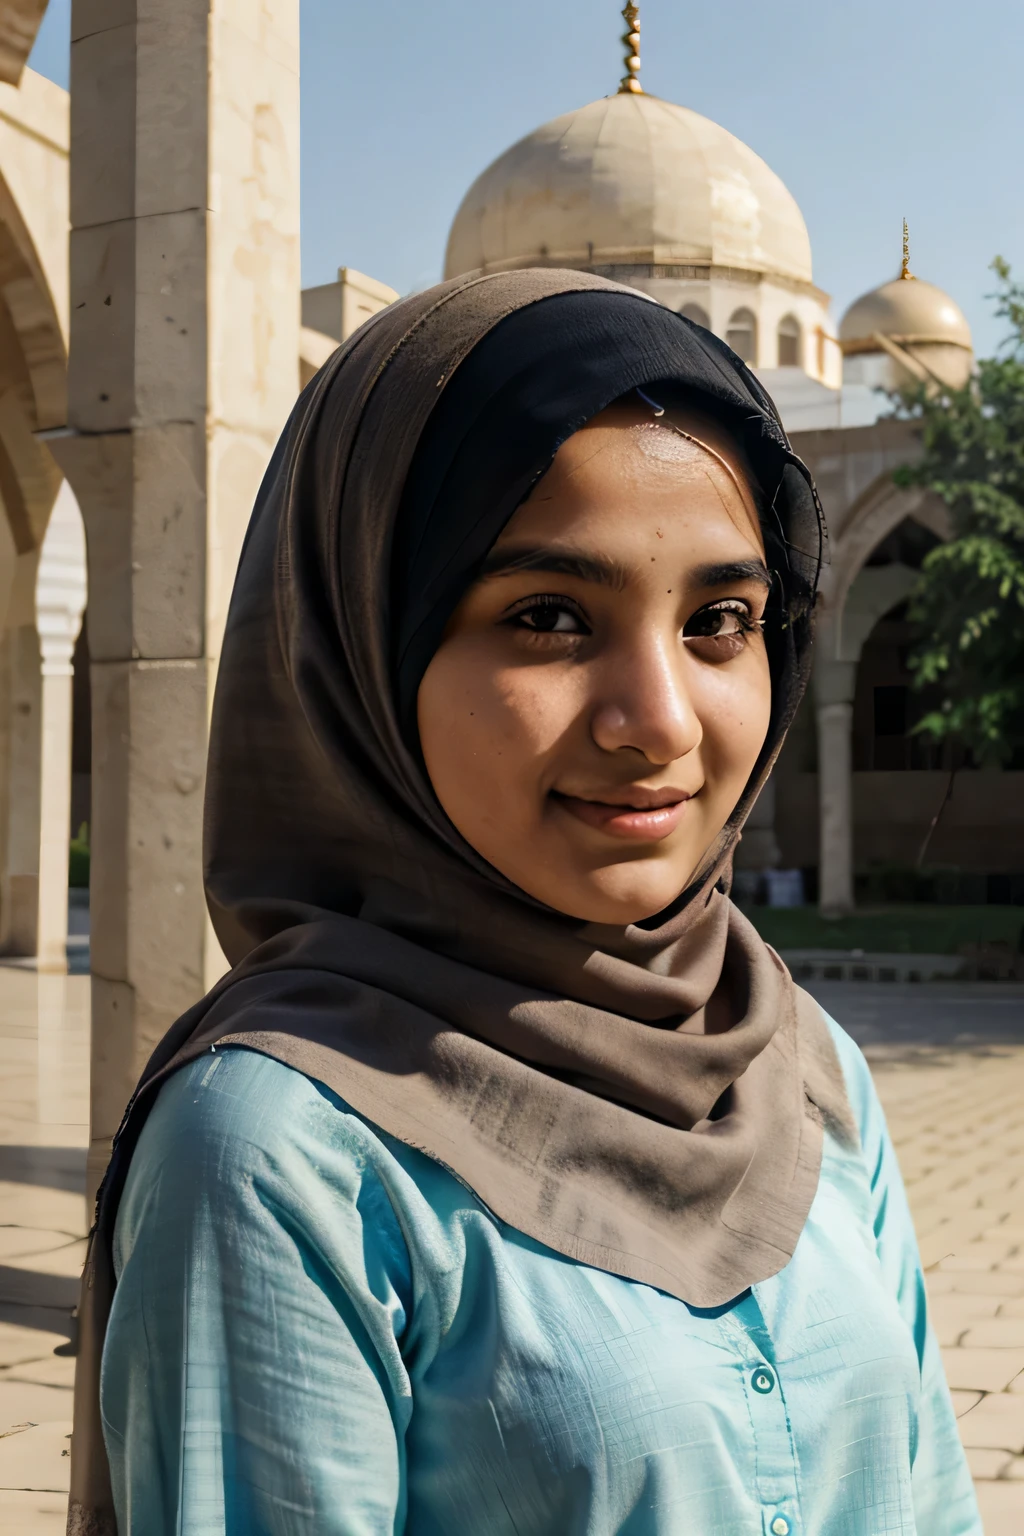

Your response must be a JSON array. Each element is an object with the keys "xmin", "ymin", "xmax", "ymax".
[{"xmin": 590, "ymin": 633, "xmax": 702, "ymax": 765}]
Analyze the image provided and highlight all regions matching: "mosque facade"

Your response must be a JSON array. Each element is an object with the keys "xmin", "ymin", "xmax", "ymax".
[{"xmin": 0, "ymin": 0, "xmax": 1019, "ymax": 1088}]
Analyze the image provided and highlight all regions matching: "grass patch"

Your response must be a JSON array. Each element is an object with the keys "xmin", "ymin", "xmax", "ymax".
[
  {"xmin": 69, "ymin": 822, "xmax": 89, "ymax": 889},
  {"xmin": 747, "ymin": 904, "xmax": 1024, "ymax": 956}
]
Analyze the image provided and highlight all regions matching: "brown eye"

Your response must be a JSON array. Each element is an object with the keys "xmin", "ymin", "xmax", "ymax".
[
  {"xmin": 684, "ymin": 600, "xmax": 756, "ymax": 640},
  {"xmin": 507, "ymin": 598, "xmax": 591, "ymax": 635}
]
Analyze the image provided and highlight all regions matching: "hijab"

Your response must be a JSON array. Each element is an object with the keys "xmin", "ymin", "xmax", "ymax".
[{"xmin": 68, "ymin": 269, "xmax": 855, "ymax": 1536}]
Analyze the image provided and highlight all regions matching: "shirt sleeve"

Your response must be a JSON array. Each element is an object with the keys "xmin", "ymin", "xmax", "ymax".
[
  {"xmin": 102, "ymin": 1047, "xmax": 415, "ymax": 1536},
  {"xmin": 824, "ymin": 1013, "xmax": 983, "ymax": 1536}
]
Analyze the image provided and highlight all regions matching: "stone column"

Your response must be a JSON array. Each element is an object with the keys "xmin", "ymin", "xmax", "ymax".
[
  {"xmin": 815, "ymin": 659, "xmax": 856, "ymax": 917},
  {"xmin": 50, "ymin": 1, "xmax": 300, "ymax": 1201},
  {"xmin": 812, "ymin": 564, "xmax": 919, "ymax": 918},
  {"xmin": 34, "ymin": 483, "xmax": 87, "ymax": 972},
  {"xmin": 734, "ymin": 776, "xmax": 780, "ymax": 873},
  {"xmin": 0, "ymin": 618, "xmax": 41, "ymax": 953}
]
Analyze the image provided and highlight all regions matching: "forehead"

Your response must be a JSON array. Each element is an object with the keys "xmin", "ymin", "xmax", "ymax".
[{"xmin": 514, "ymin": 401, "xmax": 765, "ymax": 556}]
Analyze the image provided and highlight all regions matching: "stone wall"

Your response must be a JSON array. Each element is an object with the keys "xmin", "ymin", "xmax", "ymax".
[
  {"xmin": 776, "ymin": 770, "xmax": 1024, "ymax": 875},
  {"xmin": 53, "ymin": 0, "xmax": 301, "ymax": 1200}
]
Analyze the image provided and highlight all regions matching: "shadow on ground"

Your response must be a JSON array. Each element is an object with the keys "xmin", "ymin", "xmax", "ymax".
[
  {"xmin": 0, "ymin": 1148, "xmax": 86, "ymax": 1194},
  {"xmin": 807, "ymin": 981, "xmax": 1024, "ymax": 1056},
  {"xmin": 0, "ymin": 1266, "xmax": 78, "ymax": 1338}
]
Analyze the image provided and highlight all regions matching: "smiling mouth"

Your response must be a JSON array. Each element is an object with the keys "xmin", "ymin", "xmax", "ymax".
[{"xmin": 551, "ymin": 788, "xmax": 692, "ymax": 842}]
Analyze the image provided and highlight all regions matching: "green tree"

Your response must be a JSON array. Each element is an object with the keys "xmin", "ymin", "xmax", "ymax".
[{"xmin": 893, "ymin": 260, "xmax": 1024, "ymax": 858}]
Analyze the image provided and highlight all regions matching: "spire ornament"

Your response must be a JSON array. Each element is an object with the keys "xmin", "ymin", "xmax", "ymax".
[
  {"xmin": 900, "ymin": 218, "xmax": 916, "ymax": 280},
  {"xmin": 618, "ymin": 3, "xmax": 643, "ymax": 94}
]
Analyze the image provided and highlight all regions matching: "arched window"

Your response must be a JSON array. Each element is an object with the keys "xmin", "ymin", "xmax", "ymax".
[
  {"xmin": 678, "ymin": 302, "xmax": 711, "ymax": 331},
  {"xmin": 777, "ymin": 314, "xmax": 802, "ymax": 368},
  {"xmin": 726, "ymin": 308, "xmax": 757, "ymax": 364}
]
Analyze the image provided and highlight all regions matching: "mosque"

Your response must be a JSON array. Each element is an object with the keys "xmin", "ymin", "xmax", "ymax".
[
  {"xmin": 300, "ymin": 12, "xmax": 1009, "ymax": 917},
  {"xmin": 0, "ymin": 0, "xmax": 1017, "ymax": 1018}
]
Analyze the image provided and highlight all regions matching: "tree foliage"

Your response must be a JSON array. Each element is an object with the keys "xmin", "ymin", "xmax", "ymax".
[{"xmin": 894, "ymin": 259, "xmax": 1024, "ymax": 766}]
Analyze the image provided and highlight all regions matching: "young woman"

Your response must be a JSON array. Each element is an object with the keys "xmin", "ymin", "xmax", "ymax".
[{"xmin": 70, "ymin": 271, "xmax": 980, "ymax": 1536}]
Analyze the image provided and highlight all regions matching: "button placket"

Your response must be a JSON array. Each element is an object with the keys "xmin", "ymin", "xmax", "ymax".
[
  {"xmin": 742, "ymin": 1345, "xmax": 798, "ymax": 1535},
  {"xmin": 719, "ymin": 1293, "xmax": 803, "ymax": 1535}
]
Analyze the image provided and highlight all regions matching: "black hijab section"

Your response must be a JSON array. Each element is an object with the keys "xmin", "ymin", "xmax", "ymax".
[{"xmin": 391, "ymin": 288, "xmax": 825, "ymax": 740}]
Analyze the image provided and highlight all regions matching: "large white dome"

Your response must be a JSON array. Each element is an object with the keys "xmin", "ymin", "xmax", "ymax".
[{"xmin": 444, "ymin": 92, "xmax": 813, "ymax": 286}]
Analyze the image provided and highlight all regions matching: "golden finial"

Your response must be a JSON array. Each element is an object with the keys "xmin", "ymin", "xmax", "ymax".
[
  {"xmin": 900, "ymin": 218, "xmax": 916, "ymax": 280},
  {"xmin": 618, "ymin": 3, "xmax": 643, "ymax": 94}
]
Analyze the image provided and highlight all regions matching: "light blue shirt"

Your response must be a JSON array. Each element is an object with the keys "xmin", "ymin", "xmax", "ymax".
[{"xmin": 102, "ymin": 1015, "xmax": 980, "ymax": 1535}]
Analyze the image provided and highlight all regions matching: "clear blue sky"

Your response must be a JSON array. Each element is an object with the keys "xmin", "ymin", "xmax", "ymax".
[{"xmin": 29, "ymin": 0, "xmax": 1022, "ymax": 356}]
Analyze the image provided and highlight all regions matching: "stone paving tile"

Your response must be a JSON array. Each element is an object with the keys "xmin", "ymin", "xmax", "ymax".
[
  {"xmin": 0, "ymin": 970, "xmax": 88, "ymax": 1529},
  {"xmin": 938, "ymin": 1242, "xmax": 1021, "ymax": 1272},
  {"xmin": 944, "ymin": 1270, "xmax": 1024, "ymax": 1297},
  {"xmin": 0, "ymin": 1381, "xmax": 74, "ymax": 1432},
  {"xmin": 975, "ymin": 1479, "xmax": 1024, "ymax": 1535},
  {"xmin": 0, "ymin": 1421, "xmax": 72, "ymax": 1493},
  {"xmin": 941, "ymin": 1347, "xmax": 1024, "ymax": 1394},
  {"xmin": 3, "ymin": 1356, "xmax": 76, "ymax": 1392},
  {"xmin": 0, "ymin": 1230, "xmax": 78, "ymax": 1264},
  {"xmin": 966, "ymin": 1445, "xmax": 1014, "ymax": 1480},
  {"xmin": 0, "ymin": 1327, "xmax": 67, "ymax": 1372},
  {"xmin": 957, "ymin": 1391, "xmax": 1024, "ymax": 1450},
  {"xmin": 963, "ymin": 1319, "xmax": 1024, "ymax": 1349},
  {"xmin": 0, "ymin": 1488, "xmax": 69, "ymax": 1535},
  {"xmin": 1, "ymin": 1237, "xmax": 87, "ymax": 1280},
  {"xmin": 870, "ymin": 1041, "xmax": 1024, "ymax": 1524}
]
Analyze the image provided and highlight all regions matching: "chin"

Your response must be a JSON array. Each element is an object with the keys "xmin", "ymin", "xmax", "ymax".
[{"xmin": 544, "ymin": 869, "xmax": 689, "ymax": 927}]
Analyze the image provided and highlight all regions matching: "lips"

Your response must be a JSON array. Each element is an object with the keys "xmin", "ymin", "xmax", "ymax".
[{"xmin": 551, "ymin": 787, "xmax": 692, "ymax": 842}]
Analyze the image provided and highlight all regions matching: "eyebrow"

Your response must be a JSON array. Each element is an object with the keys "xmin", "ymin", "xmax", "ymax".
[
  {"xmin": 690, "ymin": 559, "xmax": 772, "ymax": 590},
  {"xmin": 479, "ymin": 545, "xmax": 771, "ymax": 594},
  {"xmin": 478, "ymin": 545, "xmax": 631, "ymax": 592}
]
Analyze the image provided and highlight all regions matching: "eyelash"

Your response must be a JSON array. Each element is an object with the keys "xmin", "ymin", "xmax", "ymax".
[
  {"xmin": 685, "ymin": 599, "xmax": 764, "ymax": 641},
  {"xmin": 504, "ymin": 594, "xmax": 591, "ymax": 635},
  {"xmin": 503, "ymin": 595, "xmax": 765, "ymax": 646}
]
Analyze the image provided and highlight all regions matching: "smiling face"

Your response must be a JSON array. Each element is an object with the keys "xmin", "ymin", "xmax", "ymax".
[{"xmin": 416, "ymin": 399, "xmax": 773, "ymax": 925}]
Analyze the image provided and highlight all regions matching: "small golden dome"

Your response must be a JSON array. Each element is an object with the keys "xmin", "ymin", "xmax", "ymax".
[{"xmin": 839, "ymin": 277, "xmax": 972, "ymax": 353}]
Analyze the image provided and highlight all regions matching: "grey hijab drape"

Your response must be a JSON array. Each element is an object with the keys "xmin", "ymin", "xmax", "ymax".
[{"xmin": 69, "ymin": 269, "xmax": 854, "ymax": 1535}]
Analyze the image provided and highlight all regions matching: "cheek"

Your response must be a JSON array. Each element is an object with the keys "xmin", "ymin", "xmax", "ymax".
[
  {"xmin": 691, "ymin": 651, "xmax": 772, "ymax": 782},
  {"xmin": 417, "ymin": 642, "xmax": 585, "ymax": 816}
]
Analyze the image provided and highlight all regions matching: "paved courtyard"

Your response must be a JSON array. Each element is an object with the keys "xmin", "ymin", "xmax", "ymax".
[
  {"xmin": 1, "ymin": 972, "xmax": 1023, "ymax": 1533},
  {"xmin": 813, "ymin": 980, "xmax": 1024, "ymax": 1534},
  {"xmin": 0, "ymin": 968, "xmax": 87, "ymax": 1534}
]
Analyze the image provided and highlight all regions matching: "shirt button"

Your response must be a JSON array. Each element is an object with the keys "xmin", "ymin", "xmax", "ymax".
[
  {"xmin": 751, "ymin": 1364, "xmax": 776, "ymax": 1394},
  {"xmin": 771, "ymin": 1518, "xmax": 791, "ymax": 1536}
]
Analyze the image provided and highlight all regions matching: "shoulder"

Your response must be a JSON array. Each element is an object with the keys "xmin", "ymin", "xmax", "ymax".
[
  {"xmin": 815, "ymin": 1007, "xmax": 892, "ymax": 1186},
  {"xmin": 820, "ymin": 1011, "xmax": 875, "ymax": 1116},
  {"xmin": 118, "ymin": 1046, "xmax": 489, "ymax": 1290},
  {"xmin": 116, "ymin": 1048, "xmax": 415, "ymax": 1284},
  {"xmin": 115, "ymin": 1046, "xmax": 501, "ymax": 1359},
  {"xmin": 138, "ymin": 1045, "xmax": 390, "ymax": 1190}
]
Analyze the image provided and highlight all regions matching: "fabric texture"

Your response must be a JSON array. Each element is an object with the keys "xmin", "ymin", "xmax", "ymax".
[
  {"xmin": 70, "ymin": 269, "xmax": 854, "ymax": 1533},
  {"xmin": 101, "ymin": 1026, "xmax": 980, "ymax": 1535}
]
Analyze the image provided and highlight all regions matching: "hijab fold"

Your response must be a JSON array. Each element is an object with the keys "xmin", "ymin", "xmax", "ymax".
[{"xmin": 68, "ymin": 269, "xmax": 855, "ymax": 1536}]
